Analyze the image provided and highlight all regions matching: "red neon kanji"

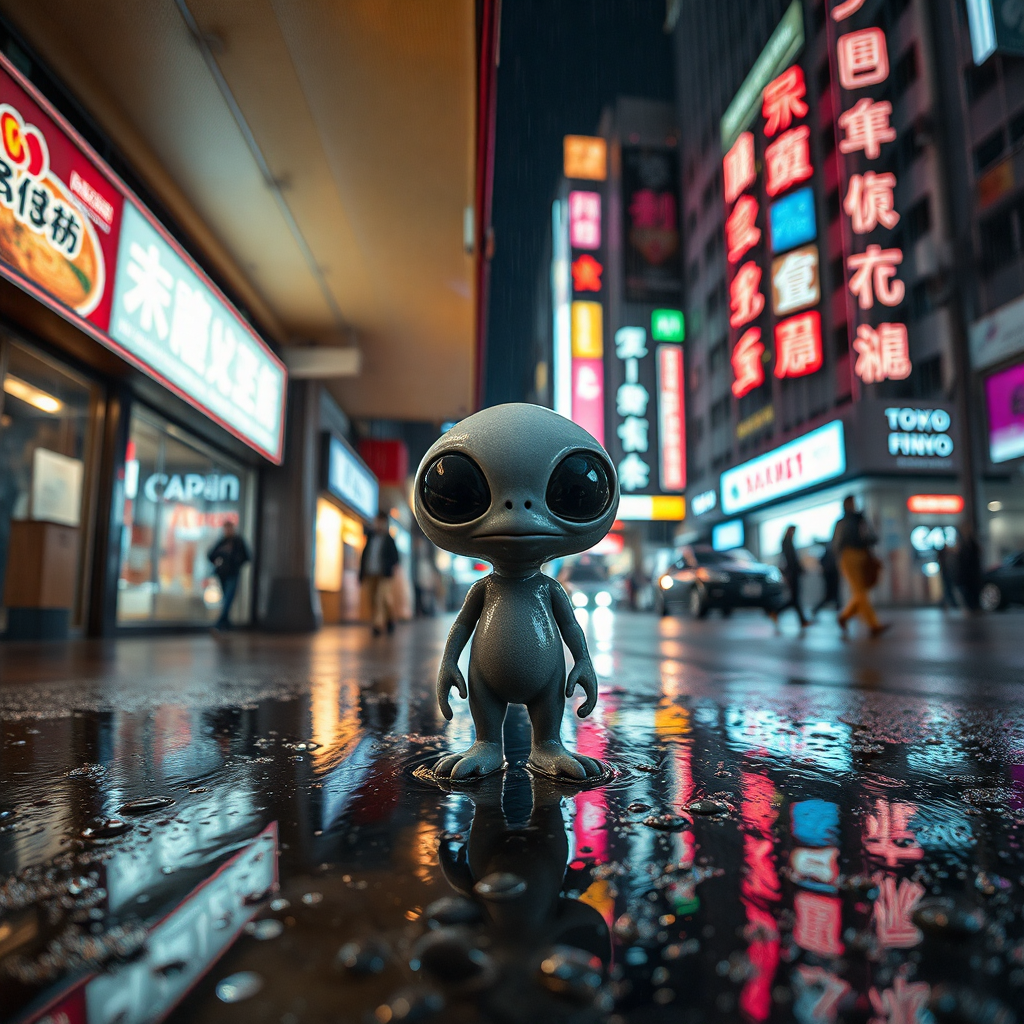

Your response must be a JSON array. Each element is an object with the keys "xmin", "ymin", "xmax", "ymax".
[
  {"xmin": 839, "ymin": 98, "xmax": 896, "ymax": 160},
  {"xmin": 848, "ymin": 244, "xmax": 904, "ymax": 309},
  {"xmin": 775, "ymin": 311, "xmax": 822, "ymax": 379},
  {"xmin": 832, "ymin": 0, "xmax": 867, "ymax": 20},
  {"xmin": 726, "ymin": 195, "xmax": 761, "ymax": 264},
  {"xmin": 765, "ymin": 126, "xmax": 813, "ymax": 197},
  {"xmin": 730, "ymin": 262, "xmax": 765, "ymax": 327},
  {"xmin": 854, "ymin": 323, "xmax": 913, "ymax": 384},
  {"xmin": 762, "ymin": 65, "xmax": 809, "ymax": 137},
  {"xmin": 731, "ymin": 328, "xmax": 764, "ymax": 397},
  {"xmin": 571, "ymin": 254, "xmax": 603, "ymax": 292},
  {"xmin": 844, "ymin": 172, "xmax": 900, "ymax": 233},
  {"xmin": 794, "ymin": 892, "xmax": 844, "ymax": 958},
  {"xmin": 868, "ymin": 977, "xmax": 930, "ymax": 1024},
  {"xmin": 724, "ymin": 132, "xmax": 756, "ymax": 204},
  {"xmin": 873, "ymin": 874, "xmax": 925, "ymax": 949},
  {"xmin": 837, "ymin": 28, "xmax": 890, "ymax": 90},
  {"xmin": 863, "ymin": 799, "xmax": 923, "ymax": 865}
]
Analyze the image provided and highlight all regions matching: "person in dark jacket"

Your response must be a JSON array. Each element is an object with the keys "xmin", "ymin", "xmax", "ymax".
[
  {"xmin": 772, "ymin": 525, "xmax": 809, "ymax": 628},
  {"xmin": 359, "ymin": 512, "xmax": 401, "ymax": 635},
  {"xmin": 955, "ymin": 523, "xmax": 982, "ymax": 612},
  {"xmin": 813, "ymin": 538, "xmax": 840, "ymax": 615},
  {"xmin": 833, "ymin": 495, "xmax": 888, "ymax": 637},
  {"xmin": 207, "ymin": 520, "xmax": 250, "ymax": 630}
]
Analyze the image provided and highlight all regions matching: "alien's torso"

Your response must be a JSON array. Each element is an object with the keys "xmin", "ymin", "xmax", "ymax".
[{"xmin": 469, "ymin": 573, "xmax": 565, "ymax": 704}]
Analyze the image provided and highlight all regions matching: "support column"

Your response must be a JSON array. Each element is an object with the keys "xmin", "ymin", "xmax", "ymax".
[{"xmin": 259, "ymin": 378, "xmax": 322, "ymax": 631}]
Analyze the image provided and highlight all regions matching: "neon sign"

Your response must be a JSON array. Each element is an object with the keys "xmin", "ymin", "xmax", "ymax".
[{"xmin": 828, "ymin": 0, "xmax": 912, "ymax": 387}]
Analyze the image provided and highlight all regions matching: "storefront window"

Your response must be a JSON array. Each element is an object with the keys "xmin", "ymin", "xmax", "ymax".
[
  {"xmin": 0, "ymin": 337, "xmax": 100, "ymax": 631},
  {"xmin": 117, "ymin": 406, "xmax": 254, "ymax": 625}
]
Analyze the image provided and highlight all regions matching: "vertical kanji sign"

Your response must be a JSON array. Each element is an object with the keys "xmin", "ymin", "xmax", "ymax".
[
  {"xmin": 828, "ymin": 0, "xmax": 912, "ymax": 390},
  {"xmin": 722, "ymin": 36, "xmax": 825, "ymax": 428}
]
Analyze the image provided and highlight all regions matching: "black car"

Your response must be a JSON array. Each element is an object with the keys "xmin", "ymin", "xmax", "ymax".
[
  {"xmin": 980, "ymin": 551, "xmax": 1024, "ymax": 612},
  {"xmin": 656, "ymin": 545, "xmax": 785, "ymax": 618}
]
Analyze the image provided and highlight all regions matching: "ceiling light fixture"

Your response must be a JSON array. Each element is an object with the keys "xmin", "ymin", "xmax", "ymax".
[{"xmin": 3, "ymin": 374, "xmax": 63, "ymax": 414}]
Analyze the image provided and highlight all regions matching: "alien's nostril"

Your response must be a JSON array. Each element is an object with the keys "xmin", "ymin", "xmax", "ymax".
[
  {"xmin": 505, "ymin": 500, "xmax": 513, "ymax": 509},
  {"xmin": 524, "ymin": 500, "xmax": 532, "ymax": 509}
]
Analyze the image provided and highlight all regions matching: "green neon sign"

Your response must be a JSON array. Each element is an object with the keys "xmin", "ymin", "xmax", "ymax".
[
  {"xmin": 652, "ymin": 309, "xmax": 685, "ymax": 342},
  {"xmin": 720, "ymin": 0, "xmax": 805, "ymax": 153}
]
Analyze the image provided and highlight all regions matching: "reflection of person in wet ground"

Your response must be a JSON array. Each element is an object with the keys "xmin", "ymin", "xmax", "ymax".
[
  {"xmin": 436, "ymin": 770, "xmax": 611, "ymax": 1022},
  {"xmin": 832, "ymin": 495, "xmax": 889, "ymax": 638}
]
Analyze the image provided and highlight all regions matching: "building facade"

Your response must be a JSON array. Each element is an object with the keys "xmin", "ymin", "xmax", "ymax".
[
  {"xmin": 673, "ymin": 0, "xmax": 1024, "ymax": 605},
  {"xmin": 0, "ymin": 30, "xmax": 383, "ymax": 638}
]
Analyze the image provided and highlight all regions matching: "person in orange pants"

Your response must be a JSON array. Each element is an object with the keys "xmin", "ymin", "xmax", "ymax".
[{"xmin": 832, "ymin": 496, "xmax": 889, "ymax": 638}]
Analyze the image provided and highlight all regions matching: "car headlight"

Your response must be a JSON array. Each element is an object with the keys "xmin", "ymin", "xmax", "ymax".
[
  {"xmin": 659, "ymin": 575, "xmax": 674, "ymax": 590},
  {"xmin": 696, "ymin": 568, "xmax": 730, "ymax": 583},
  {"xmin": 595, "ymin": 590, "xmax": 612, "ymax": 607},
  {"xmin": 571, "ymin": 591, "xmax": 588, "ymax": 607},
  {"xmin": 766, "ymin": 567, "xmax": 782, "ymax": 583}
]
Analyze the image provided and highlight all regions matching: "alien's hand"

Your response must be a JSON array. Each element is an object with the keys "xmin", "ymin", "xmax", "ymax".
[
  {"xmin": 437, "ymin": 661, "xmax": 468, "ymax": 720},
  {"xmin": 565, "ymin": 659, "xmax": 598, "ymax": 718}
]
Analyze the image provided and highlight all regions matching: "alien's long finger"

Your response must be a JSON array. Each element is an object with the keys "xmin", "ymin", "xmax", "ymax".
[
  {"xmin": 454, "ymin": 673, "xmax": 468, "ymax": 699},
  {"xmin": 578, "ymin": 755, "xmax": 604, "ymax": 776},
  {"xmin": 438, "ymin": 695, "xmax": 453, "ymax": 720},
  {"xmin": 578, "ymin": 696, "xmax": 597, "ymax": 718}
]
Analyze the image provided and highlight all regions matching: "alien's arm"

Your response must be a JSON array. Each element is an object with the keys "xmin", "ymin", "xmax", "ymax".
[
  {"xmin": 549, "ymin": 578, "xmax": 599, "ymax": 718},
  {"xmin": 436, "ymin": 579, "xmax": 486, "ymax": 720}
]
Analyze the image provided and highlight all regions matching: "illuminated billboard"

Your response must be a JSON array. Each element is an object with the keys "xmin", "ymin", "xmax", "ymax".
[
  {"xmin": 0, "ymin": 51, "xmax": 287, "ymax": 462},
  {"xmin": 986, "ymin": 361, "xmax": 1024, "ymax": 463},
  {"xmin": 720, "ymin": 420, "xmax": 846, "ymax": 514}
]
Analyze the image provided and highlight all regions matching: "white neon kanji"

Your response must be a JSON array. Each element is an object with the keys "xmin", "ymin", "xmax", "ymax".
[
  {"xmin": 616, "ymin": 381, "xmax": 649, "ymax": 418},
  {"xmin": 169, "ymin": 279, "xmax": 212, "ymax": 375},
  {"xmin": 122, "ymin": 242, "xmax": 173, "ymax": 339},
  {"xmin": 618, "ymin": 452, "xmax": 650, "ymax": 492},
  {"xmin": 617, "ymin": 415, "xmax": 649, "ymax": 453},
  {"xmin": 232, "ymin": 343, "xmax": 259, "ymax": 414},
  {"xmin": 206, "ymin": 320, "xmax": 238, "ymax": 396},
  {"xmin": 255, "ymin": 364, "xmax": 281, "ymax": 423},
  {"xmin": 844, "ymin": 172, "xmax": 900, "ymax": 234},
  {"xmin": 839, "ymin": 98, "xmax": 896, "ymax": 160},
  {"xmin": 773, "ymin": 249, "xmax": 819, "ymax": 315},
  {"xmin": 615, "ymin": 326, "xmax": 648, "ymax": 360}
]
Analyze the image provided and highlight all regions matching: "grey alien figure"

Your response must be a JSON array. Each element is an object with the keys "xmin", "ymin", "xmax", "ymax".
[{"xmin": 413, "ymin": 403, "xmax": 619, "ymax": 782}]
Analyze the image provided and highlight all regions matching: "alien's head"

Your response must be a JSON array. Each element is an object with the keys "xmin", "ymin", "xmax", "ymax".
[{"xmin": 414, "ymin": 404, "xmax": 619, "ymax": 571}]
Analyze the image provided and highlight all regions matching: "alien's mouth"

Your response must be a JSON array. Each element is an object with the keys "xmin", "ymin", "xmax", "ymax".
[{"xmin": 472, "ymin": 531, "xmax": 561, "ymax": 540}]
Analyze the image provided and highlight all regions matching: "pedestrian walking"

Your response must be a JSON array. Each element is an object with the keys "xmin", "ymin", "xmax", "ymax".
[
  {"xmin": 955, "ymin": 522, "xmax": 982, "ymax": 613},
  {"xmin": 414, "ymin": 537, "xmax": 438, "ymax": 617},
  {"xmin": 360, "ymin": 512, "xmax": 400, "ymax": 635},
  {"xmin": 772, "ymin": 525, "xmax": 809, "ymax": 628},
  {"xmin": 813, "ymin": 538, "xmax": 840, "ymax": 615},
  {"xmin": 833, "ymin": 495, "xmax": 889, "ymax": 638},
  {"xmin": 207, "ymin": 519, "xmax": 250, "ymax": 631},
  {"xmin": 936, "ymin": 540, "xmax": 958, "ymax": 610}
]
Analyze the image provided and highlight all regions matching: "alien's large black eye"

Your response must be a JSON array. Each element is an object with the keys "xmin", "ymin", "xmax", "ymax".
[
  {"xmin": 421, "ymin": 453, "xmax": 491, "ymax": 524},
  {"xmin": 546, "ymin": 452, "xmax": 612, "ymax": 522}
]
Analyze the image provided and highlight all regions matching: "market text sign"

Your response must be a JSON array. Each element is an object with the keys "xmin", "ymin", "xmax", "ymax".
[
  {"xmin": 720, "ymin": 420, "xmax": 846, "ymax": 514},
  {"xmin": 0, "ymin": 52, "xmax": 286, "ymax": 462}
]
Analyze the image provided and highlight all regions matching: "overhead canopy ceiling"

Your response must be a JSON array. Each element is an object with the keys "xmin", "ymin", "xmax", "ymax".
[{"xmin": 1, "ymin": 0, "xmax": 477, "ymax": 422}]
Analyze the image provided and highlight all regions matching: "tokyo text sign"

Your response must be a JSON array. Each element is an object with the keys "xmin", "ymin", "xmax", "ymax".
[{"xmin": 0, "ymin": 52, "xmax": 286, "ymax": 462}]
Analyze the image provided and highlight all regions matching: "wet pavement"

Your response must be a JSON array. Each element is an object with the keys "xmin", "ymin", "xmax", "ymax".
[{"xmin": 2, "ymin": 608, "xmax": 1024, "ymax": 1024}]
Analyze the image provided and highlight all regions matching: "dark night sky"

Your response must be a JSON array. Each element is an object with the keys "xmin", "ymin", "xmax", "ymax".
[{"xmin": 483, "ymin": 0, "xmax": 676, "ymax": 407}]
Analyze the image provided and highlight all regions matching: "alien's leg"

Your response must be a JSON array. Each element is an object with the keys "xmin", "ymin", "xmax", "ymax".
[
  {"xmin": 433, "ymin": 675, "xmax": 507, "ymax": 780},
  {"xmin": 525, "ymin": 681, "xmax": 605, "ymax": 780}
]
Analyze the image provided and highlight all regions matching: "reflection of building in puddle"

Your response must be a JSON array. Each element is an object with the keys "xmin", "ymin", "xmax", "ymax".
[{"xmin": 24, "ymin": 823, "xmax": 278, "ymax": 1024}]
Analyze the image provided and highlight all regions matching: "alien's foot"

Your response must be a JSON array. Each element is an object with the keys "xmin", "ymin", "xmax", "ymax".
[
  {"xmin": 528, "ymin": 740, "xmax": 606, "ymax": 782},
  {"xmin": 432, "ymin": 741, "xmax": 505, "ymax": 781}
]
